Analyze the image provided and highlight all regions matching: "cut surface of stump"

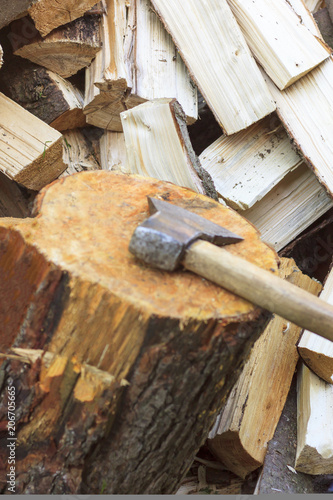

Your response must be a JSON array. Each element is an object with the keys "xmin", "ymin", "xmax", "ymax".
[{"xmin": 0, "ymin": 171, "xmax": 278, "ymax": 494}]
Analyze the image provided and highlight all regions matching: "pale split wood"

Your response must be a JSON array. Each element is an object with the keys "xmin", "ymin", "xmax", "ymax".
[
  {"xmin": 296, "ymin": 362, "xmax": 333, "ymax": 474},
  {"xmin": 28, "ymin": 0, "xmax": 102, "ymax": 37},
  {"xmin": 207, "ymin": 258, "xmax": 322, "ymax": 479},
  {"xmin": 0, "ymin": 45, "xmax": 3, "ymax": 69},
  {"xmin": 303, "ymin": 0, "xmax": 325, "ymax": 13},
  {"xmin": 60, "ymin": 129, "xmax": 101, "ymax": 177},
  {"xmin": 150, "ymin": 0, "xmax": 275, "ymax": 134},
  {"xmin": 84, "ymin": 0, "xmax": 197, "ymax": 130},
  {"xmin": 0, "ymin": 92, "xmax": 66, "ymax": 190},
  {"xmin": 226, "ymin": 0, "xmax": 330, "ymax": 90},
  {"xmin": 298, "ymin": 266, "xmax": 333, "ymax": 384},
  {"xmin": 199, "ymin": 115, "xmax": 303, "ymax": 210},
  {"xmin": 120, "ymin": 98, "xmax": 217, "ymax": 198},
  {"xmin": 243, "ymin": 163, "xmax": 333, "ymax": 251},
  {"xmin": 99, "ymin": 131, "xmax": 128, "ymax": 172}
]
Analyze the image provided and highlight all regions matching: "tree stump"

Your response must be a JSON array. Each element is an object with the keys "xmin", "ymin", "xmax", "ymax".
[{"xmin": 0, "ymin": 171, "xmax": 278, "ymax": 494}]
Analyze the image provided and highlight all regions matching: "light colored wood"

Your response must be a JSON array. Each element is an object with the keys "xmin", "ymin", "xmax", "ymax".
[
  {"xmin": 199, "ymin": 116, "xmax": 303, "ymax": 210},
  {"xmin": 0, "ymin": 45, "xmax": 3, "ymax": 69},
  {"xmin": 100, "ymin": 131, "xmax": 128, "ymax": 172},
  {"xmin": 298, "ymin": 267, "xmax": 333, "ymax": 384},
  {"xmin": 260, "ymin": 0, "xmax": 333, "ymax": 197},
  {"xmin": 305, "ymin": 0, "xmax": 325, "ymax": 13},
  {"xmin": 60, "ymin": 130, "xmax": 101, "ymax": 177},
  {"xmin": 243, "ymin": 163, "xmax": 333, "ymax": 251},
  {"xmin": 121, "ymin": 98, "xmax": 217, "ymax": 198},
  {"xmin": 208, "ymin": 258, "xmax": 322, "ymax": 478},
  {"xmin": 150, "ymin": 0, "xmax": 275, "ymax": 134},
  {"xmin": 28, "ymin": 0, "xmax": 101, "ymax": 36},
  {"xmin": 84, "ymin": 0, "xmax": 197, "ymax": 131},
  {"xmin": 184, "ymin": 240, "xmax": 333, "ymax": 341},
  {"xmin": 14, "ymin": 15, "xmax": 101, "ymax": 78},
  {"xmin": 296, "ymin": 363, "xmax": 333, "ymax": 474},
  {"xmin": 0, "ymin": 92, "xmax": 66, "ymax": 190},
  {"xmin": 226, "ymin": 0, "xmax": 329, "ymax": 90}
]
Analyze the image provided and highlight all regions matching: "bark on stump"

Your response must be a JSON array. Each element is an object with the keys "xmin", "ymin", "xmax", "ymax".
[{"xmin": 0, "ymin": 171, "xmax": 278, "ymax": 494}]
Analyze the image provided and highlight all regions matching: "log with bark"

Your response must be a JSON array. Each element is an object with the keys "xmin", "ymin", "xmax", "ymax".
[
  {"xmin": 298, "ymin": 265, "xmax": 333, "ymax": 384},
  {"xmin": 120, "ymin": 98, "xmax": 217, "ymax": 199},
  {"xmin": 0, "ymin": 170, "xmax": 278, "ymax": 494},
  {"xmin": 0, "ymin": 57, "xmax": 85, "ymax": 131},
  {"xmin": 12, "ymin": 14, "xmax": 101, "ymax": 78},
  {"xmin": 207, "ymin": 258, "xmax": 322, "ymax": 478},
  {"xmin": 0, "ymin": 92, "xmax": 66, "ymax": 190},
  {"xmin": 150, "ymin": 0, "xmax": 275, "ymax": 134},
  {"xmin": 84, "ymin": 0, "xmax": 197, "ymax": 131},
  {"xmin": 28, "ymin": 0, "xmax": 103, "ymax": 37}
]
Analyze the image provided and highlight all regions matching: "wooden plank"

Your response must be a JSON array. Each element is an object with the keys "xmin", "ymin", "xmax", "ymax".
[
  {"xmin": 120, "ymin": 98, "xmax": 217, "ymax": 198},
  {"xmin": 226, "ymin": 0, "xmax": 330, "ymax": 90},
  {"xmin": 243, "ymin": 163, "xmax": 333, "ymax": 251},
  {"xmin": 84, "ymin": 0, "xmax": 197, "ymax": 130},
  {"xmin": 208, "ymin": 258, "xmax": 322, "ymax": 479},
  {"xmin": 150, "ymin": 0, "xmax": 275, "ymax": 134},
  {"xmin": 199, "ymin": 115, "xmax": 303, "ymax": 210},
  {"xmin": 28, "ymin": 0, "xmax": 101, "ymax": 36},
  {"xmin": 13, "ymin": 14, "xmax": 101, "ymax": 78},
  {"xmin": 298, "ymin": 267, "xmax": 333, "ymax": 384},
  {"xmin": 0, "ymin": 92, "xmax": 66, "ymax": 190},
  {"xmin": 296, "ymin": 363, "xmax": 333, "ymax": 474},
  {"xmin": 260, "ymin": 0, "xmax": 333, "ymax": 197}
]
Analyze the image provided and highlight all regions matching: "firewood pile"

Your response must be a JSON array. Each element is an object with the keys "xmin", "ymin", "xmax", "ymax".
[{"xmin": 0, "ymin": 0, "xmax": 333, "ymax": 495}]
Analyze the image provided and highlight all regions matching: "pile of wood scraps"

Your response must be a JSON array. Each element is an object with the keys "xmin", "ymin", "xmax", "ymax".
[{"xmin": 0, "ymin": 0, "xmax": 333, "ymax": 495}]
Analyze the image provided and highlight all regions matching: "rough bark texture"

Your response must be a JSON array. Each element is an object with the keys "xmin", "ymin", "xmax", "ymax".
[{"xmin": 0, "ymin": 171, "xmax": 278, "ymax": 494}]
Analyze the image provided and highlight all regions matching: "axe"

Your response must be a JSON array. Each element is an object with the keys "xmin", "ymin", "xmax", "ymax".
[{"xmin": 129, "ymin": 197, "xmax": 333, "ymax": 342}]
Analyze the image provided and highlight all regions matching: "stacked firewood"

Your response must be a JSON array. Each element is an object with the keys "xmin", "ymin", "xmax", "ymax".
[{"xmin": 0, "ymin": 0, "xmax": 333, "ymax": 495}]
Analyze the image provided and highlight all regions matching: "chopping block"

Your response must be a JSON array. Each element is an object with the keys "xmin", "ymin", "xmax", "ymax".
[{"xmin": 0, "ymin": 171, "xmax": 277, "ymax": 494}]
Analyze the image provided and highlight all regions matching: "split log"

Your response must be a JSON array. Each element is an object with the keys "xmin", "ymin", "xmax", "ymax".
[
  {"xmin": 296, "ymin": 363, "xmax": 333, "ymax": 474},
  {"xmin": 0, "ymin": 45, "xmax": 3, "ymax": 69},
  {"xmin": 0, "ymin": 170, "xmax": 278, "ymax": 494},
  {"xmin": 60, "ymin": 129, "xmax": 101, "ymax": 177},
  {"xmin": 254, "ymin": 373, "xmax": 315, "ymax": 494},
  {"xmin": 242, "ymin": 163, "xmax": 333, "ymax": 251},
  {"xmin": 28, "ymin": 0, "xmax": 102, "ymax": 37},
  {"xmin": 305, "ymin": 0, "xmax": 325, "ymax": 12},
  {"xmin": 99, "ymin": 131, "xmax": 127, "ymax": 172},
  {"xmin": 0, "ymin": 172, "xmax": 35, "ymax": 218},
  {"xmin": 226, "ymin": 0, "xmax": 330, "ymax": 90},
  {"xmin": 0, "ymin": 58, "xmax": 85, "ymax": 131},
  {"xmin": 84, "ymin": 0, "xmax": 197, "ymax": 131},
  {"xmin": 260, "ymin": 0, "xmax": 333, "ymax": 198},
  {"xmin": 121, "ymin": 98, "xmax": 217, "ymax": 199},
  {"xmin": 207, "ymin": 258, "xmax": 322, "ymax": 479},
  {"xmin": 12, "ymin": 15, "xmax": 101, "ymax": 78},
  {"xmin": 0, "ymin": 92, "xmax": 66, "ymax": 190},
  {"xmin": 150, "ymin": 0, "xmax": 275, "ymax": 134},
  {"xmin": 298, "ymin": 266, "xmax": 333, "ymax": 384},
  {"xmin": 199, "ymin": 115, "xmax": 303, "ymax": 210},
  {"xmin": 0, "ymin": 0, "xmax": 33, "ymax": 30},
  {"xmin": 314, "ymin": 8, "xmax": 333, "ymax": 49}
]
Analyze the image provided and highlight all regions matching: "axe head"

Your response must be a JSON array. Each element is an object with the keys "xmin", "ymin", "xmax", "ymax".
[{"xmin": 129, "ymin": 197, "xmax": 243, "ymax": 271}]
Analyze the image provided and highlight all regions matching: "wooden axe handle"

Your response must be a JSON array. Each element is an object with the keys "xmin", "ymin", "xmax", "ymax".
[{"xmin": 184, "ymin": 240, "xmax": 333, "ymax": 342}]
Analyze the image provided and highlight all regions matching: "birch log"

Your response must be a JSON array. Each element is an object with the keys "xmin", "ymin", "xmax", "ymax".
[
  {"xmin": 0, "ymin": 92, "xmax": 66, "ymax": 190},
  {"xmin": 120, "ymin": 98, "xmax": 217, "ymax": 199},
  {"xmin": 226, "ymin": 0, "xmax": 330, "ymax": 90},
  {"xmin": 147, "ymin": 0, "xmax": 275, "ymax": 134},
  {"xmin": 84, "ymin": 0, "xmax": 197, "ymax": 131},
  {"xmin": 28, "ymin": 0, "xmax": 102, "ymax": 37},
  {"xmin": 208, "ymin": 258, "xmax": 322, "ymax": 479},
  {"xmin": 242, "ymin": 163, "xmax": 333, "ymax": 251},
  {"xmin": 199, "ymin": 115, "xmax": 303, "ymax": 210},
  {"xmin": 298, "ymin": 267, "xmax": 333, "ymax": 384},
  {"xmin": 260, "ymin": 0, "xmax": 333, "ymax": 198},
  {"xmin": 296, "ymin": 363, "xmax": 333, "ymax": 474}
]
